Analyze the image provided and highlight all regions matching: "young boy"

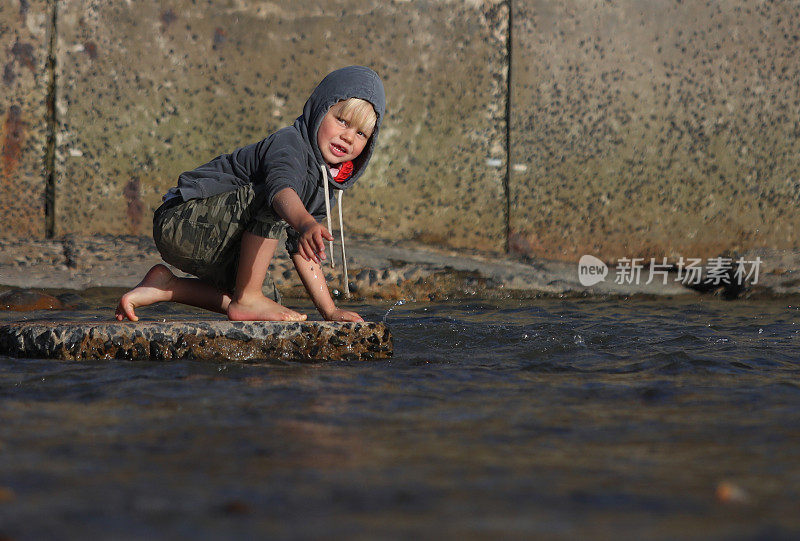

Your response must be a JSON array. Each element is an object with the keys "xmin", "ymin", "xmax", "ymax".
[{"xmin": 115, "ymin": 66, "xmax": 385, "ymax": 323}]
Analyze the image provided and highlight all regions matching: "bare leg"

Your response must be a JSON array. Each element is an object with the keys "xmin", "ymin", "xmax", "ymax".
[
  {"xmin": 115, "ymin": 264, "xmax": 232, "ymax": 322},
  {"xmin": 226, "ymin": 231, "xmax": 307, "ymax": 321}
]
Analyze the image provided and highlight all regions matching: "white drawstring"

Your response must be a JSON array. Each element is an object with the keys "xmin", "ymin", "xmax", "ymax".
[
  {"xmin": 320, "ymin": 165, "xmax": 335, "ymax": 268},
  {"xmin": 320, "ymin": 164, "xmax": 350, "ymax": 297},
  {"xmin": 338, "ymin": 191, "xmax": 350, "ymax": 297}
]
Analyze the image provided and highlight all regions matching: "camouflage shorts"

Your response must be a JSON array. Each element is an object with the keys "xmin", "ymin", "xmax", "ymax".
[{"xmin": 153, "ymin": 184, "xmax": 286, "ymax": 301}]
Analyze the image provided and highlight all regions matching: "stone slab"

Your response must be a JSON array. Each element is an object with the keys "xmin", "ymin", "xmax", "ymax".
[
  {"xmin": 510, "ymin": 0, "xmax": 800, "ymax": 262},
  {"xmin": 53, "ymin": 0, "xmax": 508, "ymax": 253},
  {"xmin": 0, "ymin": 320, "xmax": 392, "ymax": 362},
  {"xmin": 0, "ymin": 0, "xmax": 50, "ymax": 237}
]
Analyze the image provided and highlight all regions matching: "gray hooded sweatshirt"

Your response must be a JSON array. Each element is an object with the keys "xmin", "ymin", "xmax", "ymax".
[{"xmin": 166, "ymin": 65, "xmax": 386, "ymax": 254}]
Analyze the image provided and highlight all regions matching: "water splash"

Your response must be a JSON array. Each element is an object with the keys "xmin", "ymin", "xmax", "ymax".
[{"xmin": 382, "ymin": 299, "xmax": 406, "ymax": 323}]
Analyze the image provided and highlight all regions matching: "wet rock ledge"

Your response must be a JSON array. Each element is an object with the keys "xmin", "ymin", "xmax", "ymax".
[{"xmin": 0, "ymin": 320, "xmax": 392, "ymax": 362}]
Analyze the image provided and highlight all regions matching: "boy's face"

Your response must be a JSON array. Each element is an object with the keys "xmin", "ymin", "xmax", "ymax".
[{"xmin": 317, "ymin": 101, "xmax": 372, "ymax": 167}]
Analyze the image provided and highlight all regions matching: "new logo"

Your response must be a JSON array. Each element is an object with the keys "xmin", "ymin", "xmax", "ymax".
[{"xmin": 578, "ymin": 255, "xmax": 608, "ymax": 286}]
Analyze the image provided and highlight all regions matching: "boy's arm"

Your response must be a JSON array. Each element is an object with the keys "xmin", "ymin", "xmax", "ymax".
[
  {"xmin": 292, "ymin": 254, "xmax": 363, "ymax": 322},
  {"xmin": 273, "ymin": 187, "xmax": 361, "ymax": 322},
  {"xmin": 271, "ymin": 187, "xmax": 331, "ymax": 264}
]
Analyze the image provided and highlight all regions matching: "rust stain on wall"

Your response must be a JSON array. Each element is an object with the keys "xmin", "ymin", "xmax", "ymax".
[
  {"xmin": 10, "ymin": 39, "xmax": 35, "ymax": 71},
  {"xmin": 2, "ymin": 63, "xmax": 15, "ymax": 86},
  {"xmin": 160, "ymin": 9, "xmax": 177, "ymax": 30},
  {"xmin": 19, "ymin": 0, "xmax": 30, "ymax": 24},
  {"xmin": 508, "ymin": 230, "xmax": 542, "ymax": 257},
  {"xmin": 123, "ymin": 177, "xmax": 144, "ymax": 233},
  {"xmin": 4, "ymin": 38, "xmax": 36, "ymax": 86},
  {"xmin": 1, "ymin": 106, "xmax": 26, "ymax": 182},
  {"xmin": 83, "ymin": 41, "xmax": 98, "ymax": 60},
  {"xmin": 212, "ymin": 28, "xmax": 227, "ymax": 50}
]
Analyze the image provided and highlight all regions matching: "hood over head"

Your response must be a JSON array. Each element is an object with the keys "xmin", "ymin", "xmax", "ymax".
[{"xmin": 293, "ymin": 65, "xmax": 386, "ymax": 190}]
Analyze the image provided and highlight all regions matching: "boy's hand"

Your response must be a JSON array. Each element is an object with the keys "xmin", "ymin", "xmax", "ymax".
[
  {"xmin": 324, "ymin": 308, "xmax": 364, "ymax": 322},
  {"xmin": 297, "ymin": 220, "xmax": 334, "ymax": 264},
  {"xmin": 271, "ymin": 188, "xmax": 333, "ymax": 264}
]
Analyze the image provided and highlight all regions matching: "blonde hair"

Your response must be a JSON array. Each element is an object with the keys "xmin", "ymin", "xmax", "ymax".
[{"xmin": 336, "ymin": 98, "xmax": 377, "ymax": 137}]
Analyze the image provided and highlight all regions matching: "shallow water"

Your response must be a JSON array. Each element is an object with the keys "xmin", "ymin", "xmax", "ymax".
[{"xmin": 1, "ymin": 296, "xmax": 799, "ymax": 539}]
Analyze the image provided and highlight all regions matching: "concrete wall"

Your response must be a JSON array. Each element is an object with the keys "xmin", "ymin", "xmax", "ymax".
[
  {"xmin": 1, "ymin": 0, "xmax": 51, "ymax": 237},
  {"xmin": 2, "ymin": 0, "xmax": 799, "ymax": 262},
  {"xmin": 53, "ymin": 0, "xmax": 508, "ymax": 252},
  {"xmin": 510, "ymin": 0, "xmax": 800, "ymax": 261}
]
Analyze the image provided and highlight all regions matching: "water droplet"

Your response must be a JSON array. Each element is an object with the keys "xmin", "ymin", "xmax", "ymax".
[{"xmin": 381, "ymin": 299, "xmax": 408, "ymax": 323}]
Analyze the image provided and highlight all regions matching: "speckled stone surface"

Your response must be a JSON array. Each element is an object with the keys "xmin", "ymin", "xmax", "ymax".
[
  {"xmin": 0, "ymin": 0, "xmax": 50, "ymax": 238},
  {"xmin": 0, "ymin": 320, "xmax": 393, "ymax": 362},
  {"xmin": 53, "ymin": 0, "xmax": 509, "ymax": 252},
  {"xmin": 510, "ymin": 0, "xmax": 800, "ymax": 262}
]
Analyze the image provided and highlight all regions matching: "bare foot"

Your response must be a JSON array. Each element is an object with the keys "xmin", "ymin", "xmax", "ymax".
[
  {"xmin": 227, "ymin": 296, "xmax": 307, "ymax": 322},
  {"xmin": 115, "ymin": 264, "xmax": 176, "ymax": 322}
]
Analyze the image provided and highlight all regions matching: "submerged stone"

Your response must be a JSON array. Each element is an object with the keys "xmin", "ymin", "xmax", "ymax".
[
  {"xmin": 0, "ymin": 289, "xmax": 63, "ymax": 311},
  {"xmin": 0, "ymin": 320, "xmax": 392, "ymax": 362}
]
